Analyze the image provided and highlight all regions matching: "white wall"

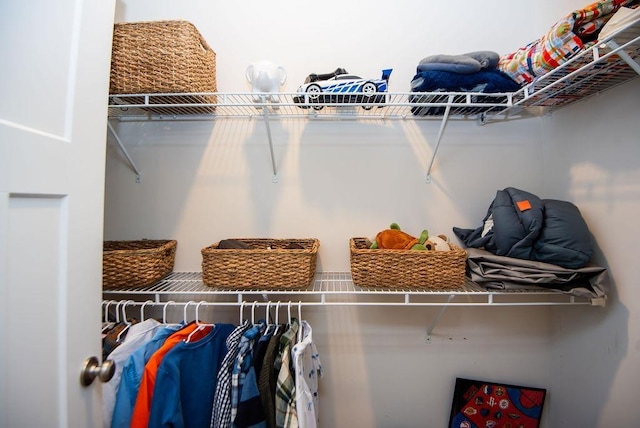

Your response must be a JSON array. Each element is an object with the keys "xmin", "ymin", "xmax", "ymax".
[
  {"xmin": 105, "ymin": 1, "xmax": 634, "ymax": 426},
  {"xmin": 541, "ymin": 79, "xmax": 640, "ymax": 426}
]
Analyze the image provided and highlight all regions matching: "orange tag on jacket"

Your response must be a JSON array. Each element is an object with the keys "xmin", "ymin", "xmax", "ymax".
[{"xmin": 517, "ymin": 200, "xmax": 532, "ymax": 211}]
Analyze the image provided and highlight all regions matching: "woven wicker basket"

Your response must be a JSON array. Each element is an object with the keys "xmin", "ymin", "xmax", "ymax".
[
  {"xmin": 103, "ymin": 240, "xmax": 177, "ymax": 289},
  {"xmin": 109, "ymin": 20, "xmax": 217, "ymax": 97},
  {"xmin": 349, "ymin": 237, "xmax": 466, "ymax": 289},
  {"xmin": 201, "ymin": 238, "xmax": 319, "ymax": 289}
]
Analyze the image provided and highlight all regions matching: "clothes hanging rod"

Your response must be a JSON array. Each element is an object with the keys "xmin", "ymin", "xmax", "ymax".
[{"xmin": 102, "ymin": 298, "xmax": 595, "ymax": 308}]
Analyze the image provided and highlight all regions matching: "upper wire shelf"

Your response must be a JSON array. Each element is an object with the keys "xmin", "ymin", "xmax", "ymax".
[
  {"xmin": 107, "ymin": 91, "xmax": 513, "ymax": 121},
  {"xmin": 102, "ymin": 271, "xmax": 603, "ymax": 307},
  {"xmin": 108, "ymin": 15, "xmax": 640, "ymax": 124}
]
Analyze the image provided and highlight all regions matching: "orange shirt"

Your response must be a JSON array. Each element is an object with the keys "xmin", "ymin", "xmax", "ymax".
[{"xmin": 130, "ymin": 322, "xmax": 212, "ymax": 428}]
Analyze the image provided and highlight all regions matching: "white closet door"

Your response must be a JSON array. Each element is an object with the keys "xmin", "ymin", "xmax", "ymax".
[{"xmin": 0, "ymin": 1, "xmax": 115, "ymax": 427}]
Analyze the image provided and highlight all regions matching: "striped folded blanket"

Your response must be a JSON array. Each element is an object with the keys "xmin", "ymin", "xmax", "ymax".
[{"xmin": 498, "ymin": 0, "xmax": 638, "ymax": 85}]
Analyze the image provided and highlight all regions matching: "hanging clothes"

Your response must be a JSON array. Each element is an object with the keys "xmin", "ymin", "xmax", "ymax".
[
  {"xmin": 103, "ymin": 318, "xmax": 162, "ymax": 428},
  {"xmin": 130, "ymin": 322, "xmax": 213, "ymax": 428},
  {"xmin": 102, "ymin": 322, "xmax": 129, "ymax": 360},
  {"xmin": 275, "ymin": 318, "xmax": 300, "ymax": 428},
  {"xmin": 258, "ymin": 326, "xmax": 285, "ymax": 428},
  {"xmin": 148, "ymin": 323, "xmax": 236, "ymax": 427},
  {"xmin": 293, "ymin": 320, "xmax": 323, "ymax": 428},
  {"xmin": 211, "ymin": 320, "xmax": 252, "ymax": 428},
  {"xmin": 252, "ymin": 326, "xmax": 274, "ymax": 378},
  {"xmin": 102, "ymin": 302, "xmax": 323, "ymax": 428},
  {"xmin": 231, "ymin": 321, "xmax": 267, "ymax": 427},
  {"xmin": 111, "ymin": 323, "xmax": 183, "ymax": 428}
]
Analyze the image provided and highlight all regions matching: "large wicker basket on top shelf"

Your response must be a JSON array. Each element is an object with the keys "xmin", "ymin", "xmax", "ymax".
[
  {"xmin": 201, "ymin": 238, "xmax": 319, "ymax": 289},
  {"xmin": 103, "ymin": 239, "xmax": 177, "ymax": 289},
  {"xmin": 349, "ymin": 237, "xmax": 467, "ymax": 289},
  {"xmin": 109, "ymin": 20, "xmax": 217, "ymax": 110}
]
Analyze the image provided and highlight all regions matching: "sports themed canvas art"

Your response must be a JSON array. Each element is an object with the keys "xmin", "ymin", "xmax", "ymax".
[{"xmin": 448, "ymin": 378, "xmax": 546, "ymax": 428}]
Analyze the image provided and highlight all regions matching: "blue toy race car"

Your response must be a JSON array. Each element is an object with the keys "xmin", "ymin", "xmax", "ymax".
[{"xmin": 293, "ymin": 68, "xmax": 392, "ymax": 110}]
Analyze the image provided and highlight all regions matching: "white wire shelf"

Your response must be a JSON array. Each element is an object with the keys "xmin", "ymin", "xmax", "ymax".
[
  {"xmin": 108, "ymin": 15, "xmax": 640, "ymax": 123},
  {"xmin": 107, "ymin": 91, "xmax": 513, "ymax": 121},
  {"xmin": 107, "ymin": 91, "xmax": 514, "ymax": 183},
  {"xmin": 102, "ymin": 271, "xmax": 604, "ymax": 307}
]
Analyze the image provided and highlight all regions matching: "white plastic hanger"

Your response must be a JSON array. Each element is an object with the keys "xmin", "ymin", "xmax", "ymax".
[
  {"xmin": 183, "ymin": 301, "xmax": 196, "ymax": 324},
  {"xmin": 116, "ymin": 300, "xmax": 134, "ymax": 343},
  {"xmin": 262, "ymin": 301, "xmax": 273, "ymax": 336},
  {"xmin": 186, "ymin": 300, "xmax": 211, "ymax": 343},
  {"xmin": 297, "ymin": 301, "xmax": 303, "ymax": 343},
  {"xmin": 114, "ymin": 300, "xmax": 123, "ymax": 324},
  {"xmin": 251, "ymin": 301, "xmax": 258, "ymax": 325},
  {"xmin": 196, "ymin": 300, "xmax": 210, "ymax": 325},
  {"xmin": 102, "ymin": 300, "xmax": 116, "ymax": 333},
  {"xmin": 240, "ymin": 301, "xmax": 246, "ymax": 324},
  {"xmin": 274, "ymin": 301, "xmax": 281, "ymax": 334},
  {"xmin": 140, "ymin": 300, "xmax": 153, "ymax": 321},
  {"xmin": 163, "ymin": 300, "xmax": 176, "ymax": 325}
]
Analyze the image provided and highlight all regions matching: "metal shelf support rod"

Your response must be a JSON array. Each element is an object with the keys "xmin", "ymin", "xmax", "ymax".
[
  {"xmin": 425, "ymin": 95, "xmax": 453, "ymax": 183},
  {"xmin": 107, "ymin": 121, "xmax": 141, "ymax": 182},
  {"xmin": 606, "ymin": 40, "xmax": 640, "ymax": 76},
  {"xmin": 262, "ymin": 101, "xmax": 278, "ymax": 183},
  {"xmin": 425, "ymin": 294, "xmax": 456, "ymax": 342}
]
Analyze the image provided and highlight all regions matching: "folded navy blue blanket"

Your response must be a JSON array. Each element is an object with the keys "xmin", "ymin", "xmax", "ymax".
[
  {"xmin": 409, "ymin": 69, "xmax": 520, "ymax": 116},
  {"xmin": 410, "ymin": 69, "xmax": 520, "ymax": 93}
]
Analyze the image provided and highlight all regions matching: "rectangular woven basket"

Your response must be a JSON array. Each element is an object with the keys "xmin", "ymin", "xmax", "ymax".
[
  {"xmin": 103, "ymin": 240, "xmax": 177, "ymax": 289},
  {"xmin": 349, "ymin": 237, "xmax": 466, "ymax": 289},
  {"xmin": 109, "ymin": 20, "xmax": 217, "ymax": 106},
  {"xmin": 201, "ymin": 238, "xmax": 319, "ymax": 289}
]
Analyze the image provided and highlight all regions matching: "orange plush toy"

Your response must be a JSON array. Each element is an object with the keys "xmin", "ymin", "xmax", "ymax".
[{"xmin": 370, "ymin": 223, "xmax": 431, "ymax": 250}]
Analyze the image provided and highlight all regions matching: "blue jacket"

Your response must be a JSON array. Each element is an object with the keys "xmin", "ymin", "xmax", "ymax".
[{"xmin": 148, "ymin": 323, "xmax": 235, "ymax": 428}]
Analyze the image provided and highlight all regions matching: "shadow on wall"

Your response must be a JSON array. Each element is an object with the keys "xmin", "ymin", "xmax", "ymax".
[
  {"xmin": 548, "ymin": 285, "xmax": 628, "ymax": 425},
  {"xmin": 104, "ymin": 120, "xmax": 211, "ymax": 242},
  {"xmin": 296, "ymin": 120, "xmax": 417, "ymax": 212},
  {"xmin": 242, "ymin": 114, "xmax": 290, "ymax": 235}
]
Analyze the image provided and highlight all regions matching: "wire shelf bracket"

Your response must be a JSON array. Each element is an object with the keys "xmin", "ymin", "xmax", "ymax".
[{"xmin": 107, "ymin": 121, "xmax": 141, "ymax": 182}]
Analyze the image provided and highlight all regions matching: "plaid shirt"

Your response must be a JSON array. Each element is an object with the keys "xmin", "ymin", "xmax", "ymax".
[
  {"xmin": 275, "ymin": 319, "xmax": 299, "ymax": 428},
  {"xmin": 210, "ymin": 320, "xmax": 251, "ymax": 428},
  {"xmin": 230, "ymin": 322, "xmax": 266, "ymax": 424}
]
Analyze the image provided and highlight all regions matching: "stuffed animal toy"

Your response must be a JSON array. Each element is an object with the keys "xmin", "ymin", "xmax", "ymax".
[
  {"xmin": 370, "ymin": 223, "xmax": 431, "ymax": 250},
  {"xmin": 427, "ymin": 234, "xmax": 451, "ymax": 251}
]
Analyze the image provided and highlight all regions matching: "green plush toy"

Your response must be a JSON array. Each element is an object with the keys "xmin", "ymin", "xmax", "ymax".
[{"xmin": 370, "ymin": 223, "xmax": 431, "ymax": 250}]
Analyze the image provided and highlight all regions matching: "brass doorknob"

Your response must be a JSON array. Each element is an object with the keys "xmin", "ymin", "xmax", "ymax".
[{"xmin": 80, "ymin": 356, "xmax": 115, "ymax": 386}]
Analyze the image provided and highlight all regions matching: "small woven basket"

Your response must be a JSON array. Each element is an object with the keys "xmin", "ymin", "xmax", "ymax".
[
  {"xmin": 201, "ymin": 238, "xmax": 319, "ymax": 289},
  {"xmin": 103, "ymin": 240, "xmax": 177, "ymax": 289},
  {"xmin": 349, "ymin": 237, "xmax": 466, "ymax": 289},
  {"xmin": 109, "ymin": 20, "xmax": 217, "ymax": 99}
]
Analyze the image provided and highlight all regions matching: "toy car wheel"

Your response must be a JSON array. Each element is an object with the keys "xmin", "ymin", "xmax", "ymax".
[
  {"xmin": 361, "ymin": 82, "xmax": 377, "ymax": 110},
  {"xmin": 306, "ymin": 84, "xmax": 322, "ymax": 101},
  {"xmin": 361, "ymin": 82, "xmax": 377, "ymax": 96},
  {"xmin": 305, "ymin": 84, "xmax": 324, "ymax": 110}
]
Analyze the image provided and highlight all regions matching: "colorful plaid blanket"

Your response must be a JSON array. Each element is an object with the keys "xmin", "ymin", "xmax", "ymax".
[{"xmin": 498, "ymin": 0, "xmax": 638, "ymax": 85}]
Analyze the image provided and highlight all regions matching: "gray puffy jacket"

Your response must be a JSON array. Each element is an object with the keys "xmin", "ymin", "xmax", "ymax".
[{"xmin": 453, "ymin": 187, "xmax": 593, "ymax": 269}]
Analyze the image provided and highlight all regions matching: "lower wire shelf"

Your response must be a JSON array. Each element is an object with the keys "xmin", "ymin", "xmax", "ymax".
[{"xmin": 102, "ymin": 271, "xmax": 604, "ymax": 307}]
